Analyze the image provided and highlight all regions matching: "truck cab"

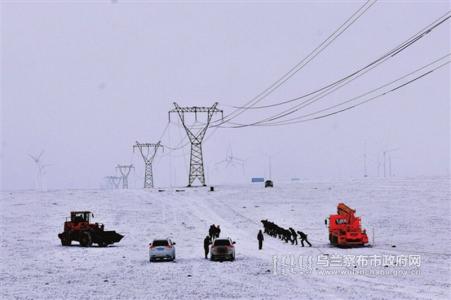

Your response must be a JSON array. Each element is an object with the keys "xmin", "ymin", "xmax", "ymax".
[{"xmin": 70, "ymin": 211, "xmax": 92, "ymax": 223}]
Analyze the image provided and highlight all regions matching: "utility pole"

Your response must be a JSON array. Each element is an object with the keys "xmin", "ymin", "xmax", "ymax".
[
  {"xmin": 133, "ymin": 141, "xmax": 163, "ymax": 188},
  {"xmin": 383, "ymin": 151, "xmax": 387, "ymax": 178},
  {"xmin": 363, "ymin": 142, "xmax": 368, "ymax": 178},
  {"xmin": 116, "ymin": 164, "xmax": 134, "ymax": 189},
  {"xmin": 169, "ymin": 102, "xmax": 223, "ymax": 187},
  {"xmin": 377, "ymin": 154, "xmax": 381, "ymax": 177},
  {"xmin": 389, "ymin": 154, "xmax": 393, "ymax": 177},
  {"xmin": 383, "ymin": 148, "xmax": 399, "ymax": 178},
  {"xmin": 268, "ymin": 156, "xmax": 272, "ymax": 179},
  {"xmin": 262, "ymin": 151, "xmax": 282, "ymax": 181}
]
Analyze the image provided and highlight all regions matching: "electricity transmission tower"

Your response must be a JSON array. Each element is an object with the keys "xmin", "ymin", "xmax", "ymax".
[
  {"xmin": 169, "ymin": 102, "xmax": 223, "ymax": 187},
  {"xmin": 116, "ymin": 164, "xmax": 134, "ymax": 189},
  {"xmin": 105, "ymin": 176, "xmax": 122, "ymax": 189},
  {"xmin": 133, "ymin": 141, "xmax": 163, "ymax": 188}
]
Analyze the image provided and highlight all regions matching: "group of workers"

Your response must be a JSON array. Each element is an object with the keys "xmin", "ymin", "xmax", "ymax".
[
  {"xmin": 259, "ymin": 219, "xmax": 312, "ymax": 249},
  {"xmin": 202, "ymin": 221, "xmax": 312, "ymax": 257}
]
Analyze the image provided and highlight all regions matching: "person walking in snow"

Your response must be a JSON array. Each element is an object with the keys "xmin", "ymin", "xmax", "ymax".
[
  {"xmin": 257, "ymin": 230, "xmax": 264, "ymax": 250},
  {"xmin": 203, "ymin": 235, "xmax": 212, "ymax": 259},
  {"xmin": 289, "ymin": 227, "xmax": 298, "ymax": 245},
  {"xmin": 297, "ymin": 231, "xmax": 312, "ymax": 247}
]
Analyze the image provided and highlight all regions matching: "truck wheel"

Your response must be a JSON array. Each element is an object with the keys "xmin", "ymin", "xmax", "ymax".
[
  {"xmin": 61, "ymin": 233, "xmax": 71, "ymax": 246},
  {"xmin": 98, "ymin": 241, "xmax": 107, "ymax": 247},
  {"xmin": 332, "ymin": 236, "xmax": 338, "ymax": 245},
  {"xmin": 80, "ymin": 232, "xmax": 92, "ymax": 247}
]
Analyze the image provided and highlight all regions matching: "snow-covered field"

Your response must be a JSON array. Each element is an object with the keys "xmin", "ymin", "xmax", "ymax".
[{"xmin": 1, "ymin": 177, "xmax": 450, "ymax": 299}]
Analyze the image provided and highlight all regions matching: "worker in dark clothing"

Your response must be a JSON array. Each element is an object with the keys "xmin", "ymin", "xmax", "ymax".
[
  {"xmin": 289, "ymin": 227, "xmax": 298, "ymax": 245},
  {"xmin": 209, "ymin": 225, "xmax": 215, "ymax": 240},
  {"xmin": 283, "ymin": 229, "xmax": 291, "ymax": 243},
  {"xmin": 203, "ymin": 235, "xmax": 211, "ymax": 259},
  {"xmin": 261, "ymin": 220, "xmax": 268, "ymax": 233},
  {"xmin": 257, "ymin": 230, "xmax": 264, "ymax": 250},
  {"xmin": 297, "ymin": 231, "xmax": 312, "ymax": 247},
  {"xmin": 216, "ymin": 225, "xmax": 221, "ymax": 238}
]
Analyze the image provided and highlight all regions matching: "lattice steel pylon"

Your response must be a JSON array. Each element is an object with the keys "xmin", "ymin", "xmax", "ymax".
[
  {"xmin": 133, "ymin": 141, "xmax": 163, "ymax": 188},
  {"xmin": 169, "ymin": 102, "xmax": 223, "ymax": 187},
  {"xmin": 116, "ymin": 164, "xmax": 134, "ymax": 189},
  {"xmin": 105, "ymin": 176, "xmax": 122, "ymax": 189}
]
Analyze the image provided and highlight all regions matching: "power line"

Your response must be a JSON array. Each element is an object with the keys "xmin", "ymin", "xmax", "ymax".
[
  {"xmin": 211, "ymin": 0, "xmax": 377, "ymax": 127},
  {"xmin": 150, "ymin": 1, "xmax": 382, "ymax": 138},
  {"xmin": 260, "ymin": 55, "xmax": 450, "ymax": 126},
  {"xmin": 230, "ymin": 12, "xmax": 450, "ymax": 112},
  {"xmin": 243, "ymin": 56, "xmax": 450, "ymax": 127},
  {"xmin": 221, "ymin": 11, "xmax": 451, "ymax": 128},
  {"xmin": 121, "ymin": 6, "xmax": 448, "ymax": 185},
  {"xmin": 158, "ymin": 120, "xmax": 190, "ymax": 151}
]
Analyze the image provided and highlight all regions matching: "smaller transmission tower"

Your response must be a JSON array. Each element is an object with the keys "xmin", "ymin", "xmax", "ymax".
[
  {"xmin": 169, "ymin": 102, "xmax": 223, "ymax": 187},
  {"xmin": 116, "ymin": 164, "xmax": 134, "ymax": 189},
  {"xmin": 105, "ymin": 176, "xmax": 122, "ymax": 189},
  {"xmin": 133, "ymin": 141, "xmax": 163, "ymax": 188}
]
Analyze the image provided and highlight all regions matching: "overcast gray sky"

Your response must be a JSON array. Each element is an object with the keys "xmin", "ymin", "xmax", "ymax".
[{"xmin": 1, "ymin": 0, "xmax": 450, "ymax": 190}]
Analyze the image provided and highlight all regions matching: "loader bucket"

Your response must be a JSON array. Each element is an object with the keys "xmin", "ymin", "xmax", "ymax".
[
  {"xmin": 96, "ymin": 231, "xmax": 124, "ymax": 245},
  {"xmin": 105, "ymin": 231, "xmax": 124, "ymax": 243}
]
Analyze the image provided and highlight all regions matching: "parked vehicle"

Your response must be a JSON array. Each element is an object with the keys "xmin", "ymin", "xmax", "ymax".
[
  {"xmin": 265, "ymin": 180, "xmax": 273, "ymax": 188},
  {"xmin": 328, "ymin": 203, "xmax": 368, "ymax": 247},
  {"xmin": 149, "ymin": 238, "xmax": 176, "ymax": 262},
  {"xmin": 210, "ymin": 238, "xmax": 235, "ymax": 261},
  {"xmin": 58, "ymin": 211, "xmax": 123, "ymax": 247}
]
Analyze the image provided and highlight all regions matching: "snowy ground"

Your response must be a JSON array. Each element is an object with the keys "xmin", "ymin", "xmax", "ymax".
[{"xmin": 1, "ymin": 177, "xmax": 450, "ymax": 299}]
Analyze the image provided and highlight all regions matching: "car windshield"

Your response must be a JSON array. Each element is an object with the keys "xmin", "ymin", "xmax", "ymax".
[
  {"xmin": 213, "ymin": 239, "xmax": 231, "ymax": 246},
  {"xmin": 152, "ymin": 240, "xmax": 169, "ymax": 246}
]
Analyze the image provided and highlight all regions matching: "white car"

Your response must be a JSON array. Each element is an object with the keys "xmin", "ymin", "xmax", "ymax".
[
  {"xmin": 210, "ymin": 238, "xmax": 236, "ymax": 261},
  {"xmin": 149, "ymin": 238, "xmax": 176, "ymax": 262}
]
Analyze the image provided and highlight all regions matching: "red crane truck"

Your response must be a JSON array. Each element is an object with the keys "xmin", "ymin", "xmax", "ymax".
[{"xmin": 328, "ymin": 203, "xmax": 368, "ymax": 247}]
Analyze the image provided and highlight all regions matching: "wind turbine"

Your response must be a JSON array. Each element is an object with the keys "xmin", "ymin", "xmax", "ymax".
[
  {"xmin": 29, "ymin": 150, "xmax": 50, "ymax": 191},
  {"xmin": 215, "ymin": 144, "xmax": 245, "ymax": 172}
]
